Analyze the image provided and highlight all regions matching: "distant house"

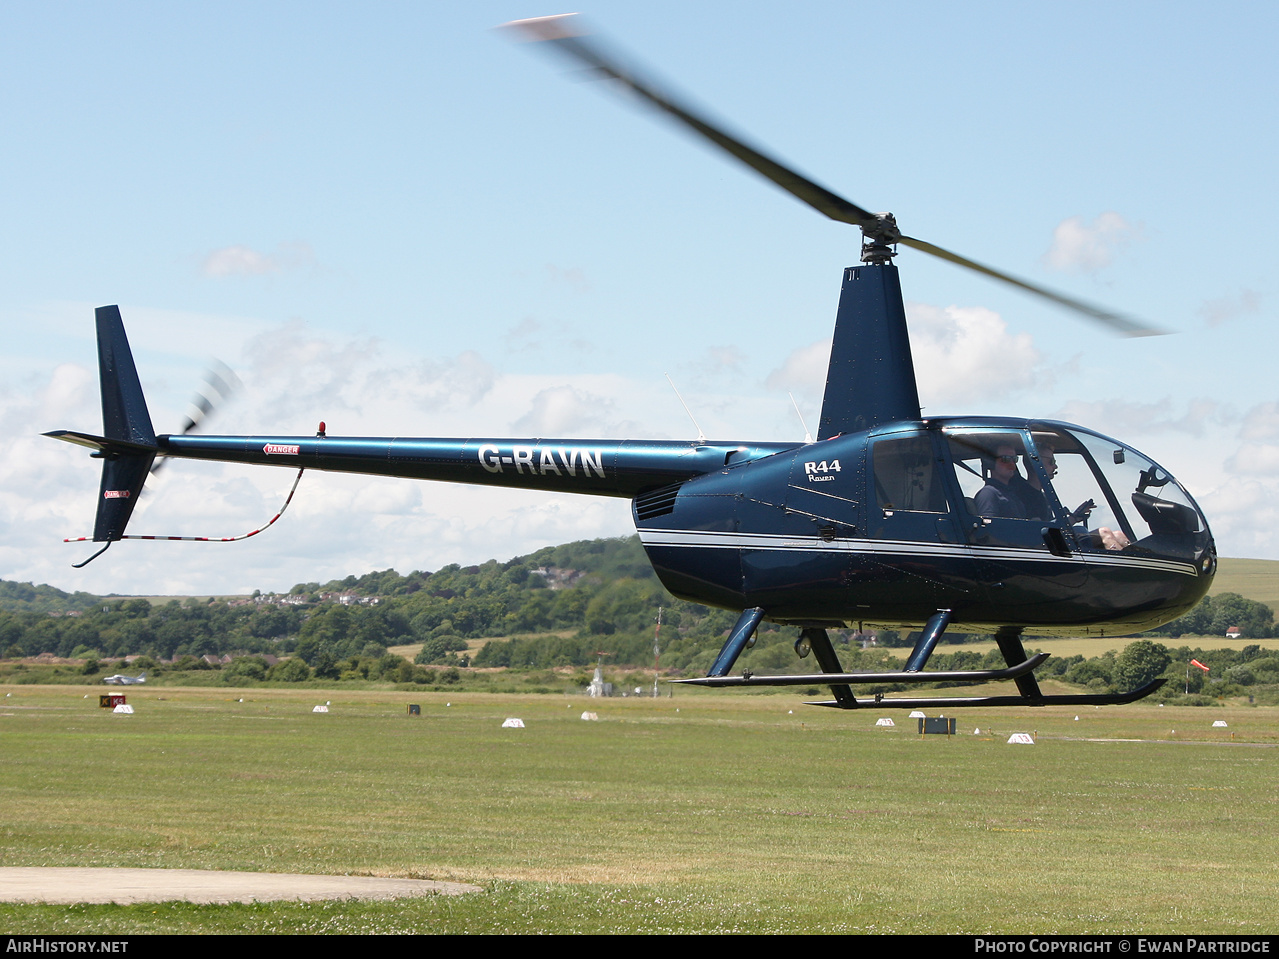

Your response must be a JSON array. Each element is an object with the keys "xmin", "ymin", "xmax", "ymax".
[
  {"xmin": 532, "ymin": 567, "xmax": 584, "ymax": 590},
  {"xmin": 1225, "ymin": 626, "xmax": 1242, "ymax": 639}
]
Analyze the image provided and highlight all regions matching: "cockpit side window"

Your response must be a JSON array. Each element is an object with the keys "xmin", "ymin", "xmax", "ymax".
[
  {"xmin": 1029, "ymin": 429, "xmax": 1124, "ymax": 540},
  {"xmin": 872, "ymin": 433, "xmax": 947, "ymax": 513},
  {"xmin": 946, "ymin": 432, "xmax": 1050, "ymax": 521}
]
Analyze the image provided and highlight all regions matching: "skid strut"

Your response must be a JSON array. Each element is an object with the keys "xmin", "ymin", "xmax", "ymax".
[
  {"xmin": 905, "ymin": 609, "xmax": 952, "ymax": 672},
  {"xmin": 708, "ymin": 607, "xmax": 765, "ymax": 677},
  {"xmin": 801, "ymin": 627, "xmax": 857, "ymax": 708},
  {"xmin": 994, "ymin": 625, "xmax": 1042, "ymax": 703}
]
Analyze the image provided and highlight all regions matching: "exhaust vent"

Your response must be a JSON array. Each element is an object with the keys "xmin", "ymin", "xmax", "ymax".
[{"xmin": 633, "ymin": 482, "xmax": 682, "ymax": 521}]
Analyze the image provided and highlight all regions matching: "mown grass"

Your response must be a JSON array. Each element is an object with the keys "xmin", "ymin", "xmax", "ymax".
[{"xmin": 1, "ymin": 684, "xmax": 1276, "ymax": 934}]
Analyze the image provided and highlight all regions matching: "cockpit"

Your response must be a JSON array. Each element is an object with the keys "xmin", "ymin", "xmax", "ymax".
[
  {"xmin": 945, "ymin": 425, "xmax": 1209, "ymax": 560},
  {"xmin": 868, "ymin": 422, "xmax": 1212, "ymax": 566}
]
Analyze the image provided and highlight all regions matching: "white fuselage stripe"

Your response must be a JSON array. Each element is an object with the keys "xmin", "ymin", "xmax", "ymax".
[{"xmin": 636, "ymin": 528, "xmax": 1198, "ymax": 577}]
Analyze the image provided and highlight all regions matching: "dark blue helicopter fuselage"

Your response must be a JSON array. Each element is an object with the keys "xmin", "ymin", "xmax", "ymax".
[
  {"xmin": 633, "ymin": 416, "xmax": 1214, "ymax": 636},
  {"xmin": 146, "ymin": 410, "xmax": 1213, "ymax": 638}
]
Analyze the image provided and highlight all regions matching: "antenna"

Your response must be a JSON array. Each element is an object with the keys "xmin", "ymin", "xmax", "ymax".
[
  {"xmin": 664, "ymin": 373, "xmax": 706, "ymax": 444},
  {"xmin": 788, "ymin": 392, "xmax": 814, "ymax": 444},
  {"xmin": 653, "ymin": 605, "xmax": 663, "ymax": 699}
]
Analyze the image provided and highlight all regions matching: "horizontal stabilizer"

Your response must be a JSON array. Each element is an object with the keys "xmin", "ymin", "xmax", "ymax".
[{"xmin": 43, "ymin": 429, "xmax": 158, "ymax": 456}]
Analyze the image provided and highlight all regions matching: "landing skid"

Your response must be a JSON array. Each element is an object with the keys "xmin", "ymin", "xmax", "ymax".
[
  {"xmin": 673, "ymin": 652, "xmax": 1050, "ymax": 689},
  {"xmin": 699, "ymin": 613, "xmax": 1166, "ymax": 711},
  {"xmin": 805, "ymin": 678, "xmax": 1167, "ymax": 710}
]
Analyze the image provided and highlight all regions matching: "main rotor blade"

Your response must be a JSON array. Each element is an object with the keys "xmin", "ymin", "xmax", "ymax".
[
  {"xmin": 504, "ymin": 14, "xmax": 1161, "ymax": 337},
  {"xmin": 900, "ymin": 235, "xmax": 1163, "ymax": 337},
  {"xmin": 502, "ymin": 14, "xmax": 877, "ymax": 229}
]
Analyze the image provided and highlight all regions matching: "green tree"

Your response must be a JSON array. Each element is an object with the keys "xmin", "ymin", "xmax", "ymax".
[
  {"xmin": 266, "ymin": 657, "xmax": 311, "ymax": 683},
  {"xmin": 222, "ymin": 657, "xmax": 268, "ymax": 685},
  {"xmin": 1115, "ymin": 640, "xmax": 1171, "ymax": 691}
]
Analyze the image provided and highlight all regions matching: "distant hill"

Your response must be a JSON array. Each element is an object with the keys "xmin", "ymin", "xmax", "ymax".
[
  {"xmin": 1210, "ymin": 558, "xmax": 1279, "ymax": 612},
  {"xmin": 5, "ymin": 549, "xmax": 1278, "ymax": 612},
  {"xmin": 0, "ymin": 580, "xmax": 103, "ymax": 615}
]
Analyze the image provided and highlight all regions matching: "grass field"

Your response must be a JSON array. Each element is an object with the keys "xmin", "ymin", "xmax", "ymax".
[{"xmin": 2, "ymin": 683, "xmax": 1276, "ymax": 934}]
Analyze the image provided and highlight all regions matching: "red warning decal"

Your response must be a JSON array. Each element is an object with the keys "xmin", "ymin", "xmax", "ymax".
[
  {"xmin": 263, "ymin": 443, "xmax": 300, "ymax": 456},
  {"xmin": 103, "ymin": 490, "xmax": 131, "ymax": 499}
]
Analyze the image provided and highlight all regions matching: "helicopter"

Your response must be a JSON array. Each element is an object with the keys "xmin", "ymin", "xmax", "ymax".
[{"xmin": 46, "ymin": 15, "xmax": 1215, "ymax": 710}]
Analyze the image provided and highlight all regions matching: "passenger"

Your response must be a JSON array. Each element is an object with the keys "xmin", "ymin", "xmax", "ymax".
[{"xmin": 974, "ymin": 444, "xmax": 1029, "ymax": 518}]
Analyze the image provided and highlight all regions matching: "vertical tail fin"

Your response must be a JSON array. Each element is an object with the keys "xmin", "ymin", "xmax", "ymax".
[
  {"xmin": 91, "ymin": 306, "xmax": 157, "ymax": 542},
  {"xmin": 97, "ymin": 305, "xmax": 156, "ymax": 447},
  {"xmin": 816, "ymin": 264, "xmax": 921, "ymax": 439}
]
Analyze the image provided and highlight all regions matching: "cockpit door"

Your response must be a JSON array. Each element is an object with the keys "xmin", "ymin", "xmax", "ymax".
[
  {"xmin": 860, "ymin": 430, "xmax": 979, "ymax": 611},
  {"xmin": 867, "ymin": 430, "xmax": 964, "ymax": 546},
  {"xmin": 942, "ymin": 427, "xmax": 1088, "ymax": 605}
]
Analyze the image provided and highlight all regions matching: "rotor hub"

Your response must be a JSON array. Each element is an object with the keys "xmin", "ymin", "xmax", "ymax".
[{"xmin": 860, "ymin": 213, "xmax": 900, "ymax": 265}]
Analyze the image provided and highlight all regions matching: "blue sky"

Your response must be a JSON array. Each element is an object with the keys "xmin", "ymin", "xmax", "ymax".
[{"xmin": 3, "ymin": 1, "xmax": 1276, "ymax": 595}]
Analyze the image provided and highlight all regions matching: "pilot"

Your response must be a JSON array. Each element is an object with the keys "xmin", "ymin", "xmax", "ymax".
[
  {"xmin": 1009, "ymin": 447, "xmax": 1054, "ymax": 520},
  {"xmin": 974, "ymin": 444, "xmax": 1028, "ymax": 518}
]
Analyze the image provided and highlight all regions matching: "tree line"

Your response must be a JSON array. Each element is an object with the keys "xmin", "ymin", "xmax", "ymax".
[{"xmin": 1, "ymin": 537, "xmax": 1276, "ymax": 702}]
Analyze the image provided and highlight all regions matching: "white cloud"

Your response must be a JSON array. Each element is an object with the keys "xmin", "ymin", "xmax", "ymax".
[
  {"xmin": 764, "ymin": 338, "xmax": 831, "ymax": 399},
  {"xmin": 5, "ymin": 316, "xmax": 692, "ymax": 595},
  {"xmin": 1197, "ymin": 478, "xmax": 1279, "ymax": 560},
  {"xmin": 1198, "ymin": 289, "xmax": 1261, "ymax": 328},
  {"xmin": 43, "ymin": 305, "xmax": 1278, "ymax": 597},
  {"xmin": 1043, "ymin": 212, "xmax": 1139, "ymax": 273},
  {"xmin": 512, "ymin": 384, "xmax": 618, "ymax": 434},
  {"xmin": 1239, "ymin": 402, "xmax": 1279, "ymax": 441},
  {"xmin": 202, "ymin": 242, "xmax": 315, "ymax": 278},
  {"xmin": 504, "ymin": 316, "xmax": 542, "ymax": 352},
  {"xmin": 501, "ymin": 316, "xmax": 595, "ymax": 357},
  {"xmin": 1225, "ymin": 444, "xmax": 1279, "ymax": 476},
  {"xmin": 907, "ymin": 303, "xmax": 1041, "ymax": 408},
  {"xmin": 1053, "ymin": 398, "xmax": 1227, "ymax": 439},
  {"xmin": 235, "ymin": 321, "xmax": 496, "ymax": 430},
  {"xmin": 763, "ymin": 303, "xmax": 1041, "ymax": 412}
]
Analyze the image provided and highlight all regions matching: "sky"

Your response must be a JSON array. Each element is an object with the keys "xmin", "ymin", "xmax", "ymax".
[{"xmin": 2, "ymin": 1, "xmax": 1277, "ymax": 596}]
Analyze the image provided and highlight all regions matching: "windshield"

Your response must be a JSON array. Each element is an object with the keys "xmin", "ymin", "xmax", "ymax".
[
  {"xmin": 1031, "ymin": 426, "xmax": 1206, "ymax": 557},
  {"xmin": 942, "ymin": 424, "xmax": 1207, "ymax": 559}
]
